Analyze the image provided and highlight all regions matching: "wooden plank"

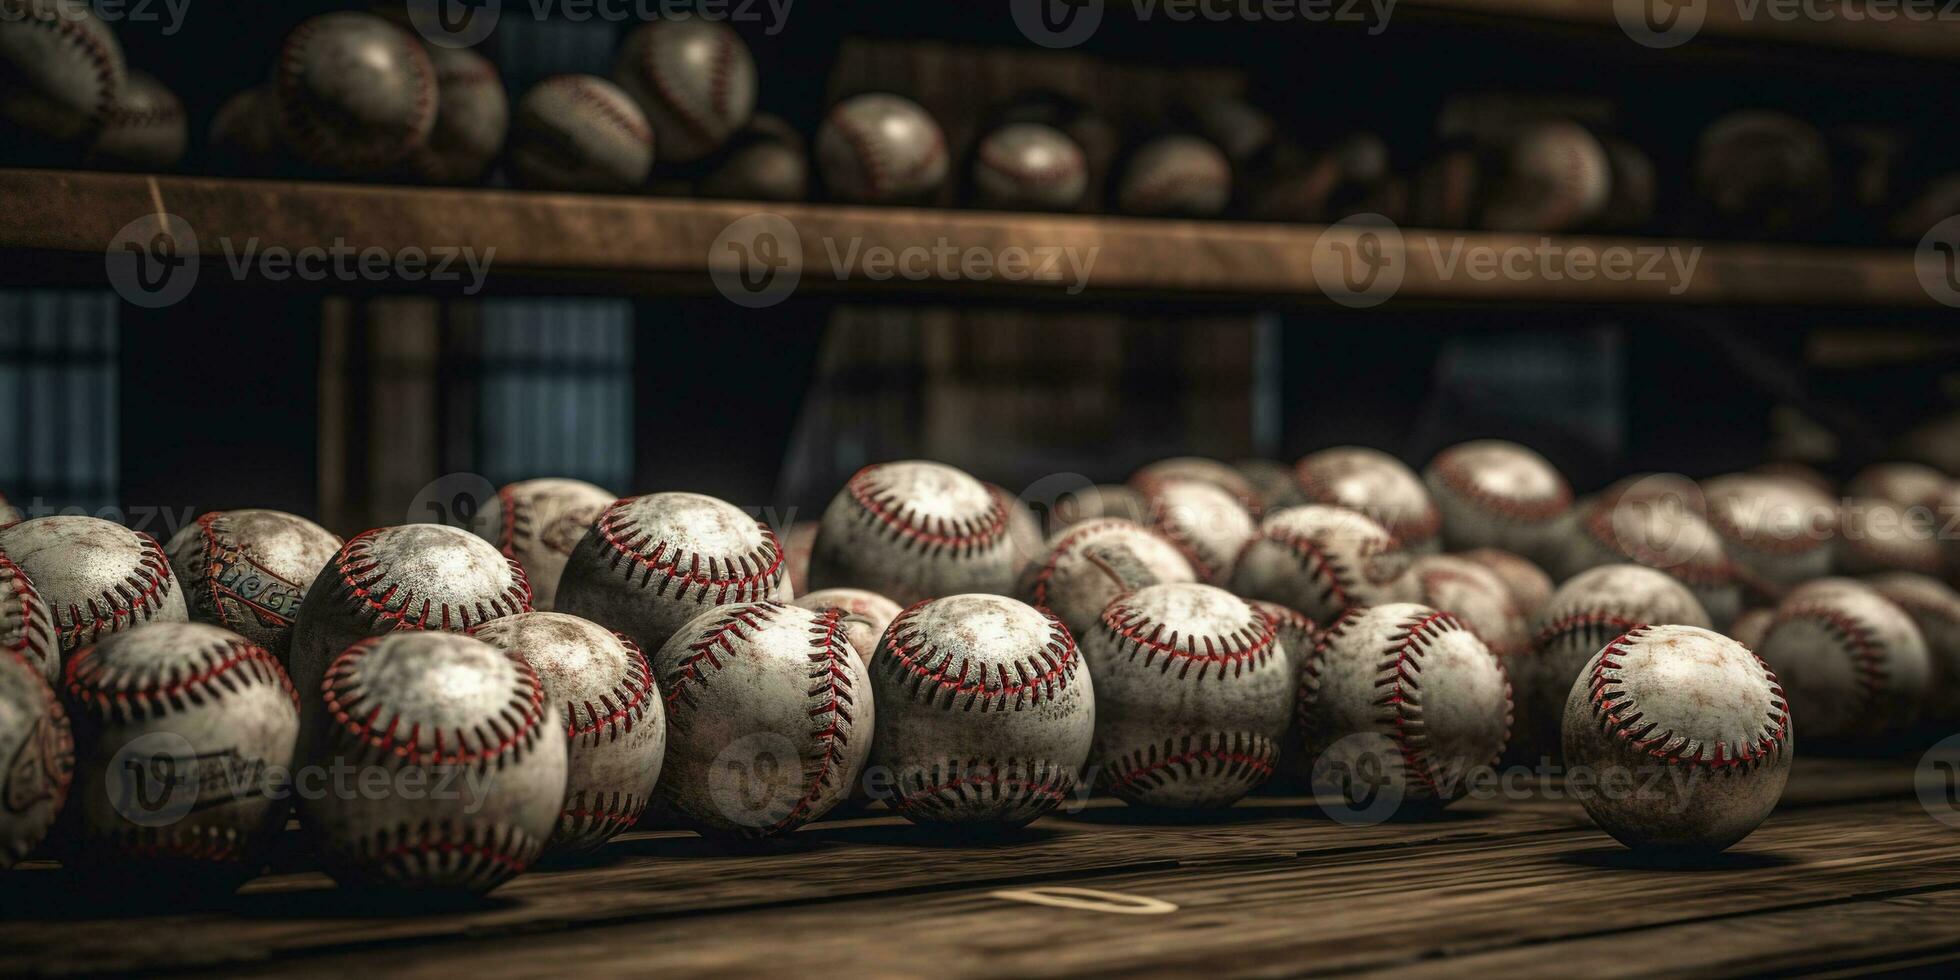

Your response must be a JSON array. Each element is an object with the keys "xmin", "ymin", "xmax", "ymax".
[
  {"xmin": 282, "ymin": 801, "xmax": 1960, "ymax": 979},
  {"xmin": 0, "ymin": 759, "xmax": 1919, "ymax": 974},
  {"xmin": 0, "ymin": 170, "xmax": 1934, "ymax": 308},
  {"xmin": 1406, "ymin": 0, "xmax": 1960, "ymax": 60}
]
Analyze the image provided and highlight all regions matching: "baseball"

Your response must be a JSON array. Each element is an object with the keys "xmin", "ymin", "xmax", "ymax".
[
  {"xmin": 1235, "ymin": 458, "xmax": 1306, "ymax": 513},
  {"xmin": 1250, "ymin": 599, "xmax": 1317, "ymax": 681},
  {"xmin": 0, "ymin": 545, "xmax": 56, "ymax": 683},
  {"xmin": 1597, "ymin": 136, "xmax": 1657, "ymax": 230},
  {"xmin": 208, "ymin": 87, "xmax": 282, "ymax": 174},
  {"xmin": 1730, "ymin": 607, "xmax": 1774, "ymax": 650},
  {"xmin": 1016, "ymin": 518, "xmax": 1197, "ymax": 644},
  {"xmin": 1836, "ymin": 497, "xmax": 1945, "ymax": 578},
  {"xmin": 1695, "ymin": 109, "xmax": 1831, "ymax": 232},
  {"xmin": 1867, "ymin": 572, "xmax": 1960, "ymax": 724},
  {"xmin": 0, "ymin": 516, "xmax": 188, "ymax": 662},
  {"xmin": 287, "ymin": 524, "xmax": 532, "ymax": 741},
  {"xmin": 816, "ymin": 93, "xmax": 948, "ymax": 203},
  {"xmin": 408, "ymin": 43, "xmax": 508, "ymax": 184},
  {"xmin": 1132, "ymin": 457, "xmax": 1261, "ymax": 516},
  {"xmin": 651, "ymin": 601, "xmax": 870, "ymax": 837},
  {"xmin": 0, "ymin": 0, "xmax": 125, "ymax": 146},
  {"xmin": 1136, "ymin": 477, "xmax": 1256, "ymax": 585},
  {"xmin": 271, "ymin": 12, "xmax": 436, "ymax": 175},
  {"xmin": 698, "ymin": 114, "xmax": 809, "ymax": 201},
  {"xmin": 1408, "ymin": 554, "xmax": 1529, "ymax": 660},
  {"xmin": 613, "ymin": 16, "xmax": 757, "ymax": 165},
  {"xmin": 1479, "ymin": 119, "xmax": 1611, "ymax": 232},
  {"xmin": 1422, "ymin": 439, "xmax": 1571, "ymax": 556},
  {"xmin": 1548, "ymin": 490, "xmax": 1741, "ymax": 629},
  {"xmin": 1054, "ymin": 484, "xmax": 1150, "ymax": 528},
  {"xmin": 86, "ymin": 69, "xmax": 186, "ymax": 170},
  {"xmin": 471, "ymin": 611, "xmax": 664, "ymax": 853},
  {"xmin": 869, "ymin": 594, "xmax": 1092, "ymax": 827},
  {"xmin": 0, "ymin": 650, "xmax": 69, "ymax": 870},
  {"xmin": 475, "ymin": 478, "xmax": 616, "ymax": 611},
  {"xmin": 1300, "ymin": 603, "xmax": 1511, "ymax": 814},
  {"xmin": 781, "ymin": 519, "xmax": 818, "ymax": 596},
  {"xmin": 1700, "ymin": 473, "xmax": 1837, "ymax": 601},
  {"xmin": 1562, "ymin": 624, "xmax": 1791, "ymax": 854},
  {"xmin": 59, "ymin": 623, "xmax": 298, "ymax": 888},
  {"xmin": 164, "ymin": 509, "xmax": 343, "ymax": 663},
  {"xmin": 1458, "ymin": 547, "xmax": 1554, "ymax": 619},
  {"xmin": 971, "ymin": 122, "xmax": 1088, "ymax": 212},
  {"xmin": 1082, "ymin": 583, "xmax": 1292, "ymax": 808},
  {"xmin": 1229, "ymin": 505, "xmax": 1413, "ymax": 624},
  {"xmin": 508, "ymin": 74, "xmax": 655, "ymax": 192},
  {"xmin": 1757, "ymin": 579, "xmax": 1931, "ymax": 741},
  {"xmin": 807, "ymin": 460, "xmax": 1016, "ymax": 607},
  {"xmin": 793, "ymin": 587, "xmax": 902, "ymax": 663},
  {"xmin": 1114, "ymin": 134, "xmax": 1232, "ymax": 218},
  {"xmin": 1515, "ymin": 564, "xmax": 1712, "ymax": 761},
  {"xmin": 991, "ymin": 482, "xmax": 1046, "ymax": 575},
  {"xmin": 305, "ymin": 632, "xmax": 564, "ymax": 894},
  {"xmin": 556, "ymin": 491, "xmax": 789, "ymax": 657},
  {"xmin": 1296, "ymin": 446, "xmax": 1442, "ymax": 555}
]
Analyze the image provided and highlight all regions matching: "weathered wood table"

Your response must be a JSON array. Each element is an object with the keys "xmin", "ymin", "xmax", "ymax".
[{"xmin": 2, "ymin": 758, "xmax": 1952, "ymax": 977}]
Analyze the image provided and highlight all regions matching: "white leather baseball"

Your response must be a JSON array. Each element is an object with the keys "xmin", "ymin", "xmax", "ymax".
[
  {"xmin": 1300, "ymin": 603, "xmax": 1512, "ymax": 812},
  {"xmin": 508, "ymin": 74, "xmax": 655, "ymax": 192},
  {"xmin": 792, "ymin": 587, "xmax": 902, "ymax": 663},
  {"xmin": 1408, "ymin": 554, "xmax": 1528, "ymax": 659},
  {"xmin": 1015, "ymin": 517, "xmax": 1196, "ymax": 644},
  {"xmin": 475, "ymin": 478, "xmax": 616, "ymax": 611},
  {"xmin": 1235, "ymin": 458, "xmax": 1307, "ymax": 513},
  {"xmin": 305, "ymin": 632, "xmax": 564, "ymax": 894},
  {"xmin": 1132, "ymin": 457, "xmax": 1260, "ymax": 516},
  {"xmin": 1757, "ymin": 579, "xmax": 1931, "ymax": 740},
  {"xmin": 1082, "ymin": 583, "xmax": 1293, "ymax": 808},
  {"xmin": 613, "ymin": 17, "xmax": 756, "ymax": 164},
  {"xmin": 0, "ymin": 546, "xmax": 56, "ymax": 683},
  {"xmin": 1548, "ymin": 490, "xmax": 1741, "ymax": 629},
  {"xmin": 0, "ymin": 0, "xmax": 125, "ymax": 144},
  {"xmin": 869, "ymin": 594, "xmax": 1093, "ymax": 826},
  {"xmin": 808, "ymin": 460, "xmax": 1016, "ymax": 607},
  {"xmin": 208, "ymin": 87, "xmax": 281, "ymax": 174},
  {"xmin": 0, "ymin": 650, "xmax": 69, "ymax": 870},
  {"xmin": 1296, "ymin": 447, "xmax": 1441, "ymax": 555},
  {"xmin": 1516, "ymin": 564, "xmax": 1712, "ymax": 761},
  {"xmin": 0, "ymin": 516, "xmax": 188, "ymax": 662},
  {"xmin": 1563, "ymin": 624, "xmax": 1791, "ymax": 853},
  {"xmin": 409, "ymin": 44, "xmax": 508, "ymax": 184},
  {"xmin": 472, "ymin": 611, "xmax": 664, "ymax": 853},
  {"xmin": 1230, "ymin": 504, "xmax": 1413, "ymax": 624},
  {"xmin": 1457, "ymin": 547, "xmax": 1554, "ymax": 619},
  {"xmin": 271, "ymin": 11, "xmax": 436, "ymax": 174},
  {"xmin": 59, "ymin": 623, "xmax": 298, "ymax": 886},
  {"xmin": 1867, "ymin": 572, "xmax": 1960, "ymax": 725},
  {"xmin": 1481, "ymin": 119, "xmax": 1611, "ymax": 232},
  {"xmin": 556, "ymin": 491, "xmax": 788, "ymax": 658},
  {"xmin": 816, "ymin": 93, "xmax": 948, "ymax": 203},
  {"xmin": 164, "ymin": 509, "xmax": 343, "ymax": 663},
  {"xmin": 86, "ymin": 69, "xmax": 185, "ymax": 169},
  {"xmin": 1136, "ymin": 477, "xmax": 1256, "ymax": 585},
  {"xmin": 651, "ymin": 601, "xmax": 870, "ymax": 837},
  {"xmin": 1422, "ymin": 439, "xmax": 1571, "ymax": 555},
  {"xmin": 1701, "ymin": 472, "xmax": 1837, "ymax": 600},
  {"xmin": 972, "ymin": 122, "xmax": 1087, "ymax": 212},
  {"xmin": 1115, "ymin": 134, "xmax": 1231, "ymax": 217},
  {"xmin": 1836, "ymin": 497, "xmax": 1946, "ymax": 578}
]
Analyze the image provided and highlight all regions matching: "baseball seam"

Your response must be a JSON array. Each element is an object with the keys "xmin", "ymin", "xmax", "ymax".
[
  {"xmin": 1295, "ymin": 463, "xmax": 1442, "ymax": 545},
  {"xmin": 590, "ymin": 499, "xmax": 784, "ymax": 610},
  {"xmin": 52, "ymin": 530, "xmax": 179, "ymax": 651},
  {"xmin": 1703, "ymin": 496, "xmax": 1831, "ymax": 557},
  {"xmin": 65, "ymin": 634, "xmax": 297, "ymax": 725},
  {"xmin": 83, "ymin": 823, "xmax": 250, "ymax": 864},
  {"xmin": 1767, "ymin": 603, "xmax": 1888, "ymax": 720},
  {"xmin": 844, "ymin": 467, "xmax": 1010, "ymax": 559},
  {"xmin": 979, "ymin": 134, "xmax": 1084, "ymax": 189},
  {"xmin": 563, "ymin": 75, "xmax": 652, "ymax": 146},
  {"xmin": 1021, "ymin": 519, "xmax": 1139, "ymax": 611},
  {"xmin": 661, "ymin": 602, "xmax": 781, "ymax": 717},
  {"xmin": 890, "ymin": 758, "xmax": 1076, "ymax": 822},
  {"xmin": 1432, "ymin": 448, "xmax": 1571, "ymax": 524},
  {"xmin": 274, "ymin": 17, "xmax": 436, "ymax": 170},
  {"xmin": 3, "ymin": 0, "xmax": 119, "ymax": 135},
  {"xmin": 1097, "ymin": 598, "xmax": 1278, "ymax": 679},
  {"xmin": 565, "ymin": 632, "xmax": 656, "ymax": 747},
  {"xmin": 321, "ymin": 638, "xmax": 549, "ymax": 769},
  {"xmin": 1528, "ymin": 610, "xmax": 1646, "ymax": 653},
  {"xmin": 341, "ymin": 820, "xmax": 542, "ymax": 892},
  {"xmin": 878, "ymin": 600, "xmax": 1078, "ymax": 712},
  {"xmin": 331, "ymin": 528, "xmax": 533, "ymax": 633},
  {"xmin": 1105, "ymin": 731, "xmax": 1276, "ymax": 799},
  {"xmin": 556, "ymin": 790, "xmax": 648, "ymax": 848},
  {"xmin": 1122, "ymin": 152, "xmax": 1229, "ymax": 214},
  {"xmin": 1587, "ymin": 626, "xmax": 1789, "ymax": 769},
  {"xmin": 496, "ymin": 485, "xmax": 523, "ymax": 558},
  {"xmin": 0, "ymin": 553, "xmax": 54, "ymax": 678},
  {"xmin": 763, "ymin": 607, "xmax": 857, "ymax": 834},
  {"xmin": 1580, "ymin": 499, "xmax": 1734, "ymax": 586}
]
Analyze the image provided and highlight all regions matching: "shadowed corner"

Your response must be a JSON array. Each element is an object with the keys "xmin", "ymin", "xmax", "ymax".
[
  {"xmin": 233, "ymin": 883, "xmax": 525, "ymax": 920},
  {"xmin": 0, "ymin": 862, "xmax": 248, "ymax": 920},
  {"xmin": 1558, "ymin": 846, "xmax": 1800, "ymax": 873}
]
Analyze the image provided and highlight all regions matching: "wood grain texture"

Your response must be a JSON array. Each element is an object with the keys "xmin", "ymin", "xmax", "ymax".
[{"xmin": 0, "ymin": 170, "xmax": 1933, "ymax": 307}]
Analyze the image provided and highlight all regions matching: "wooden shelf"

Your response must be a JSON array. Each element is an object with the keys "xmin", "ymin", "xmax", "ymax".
[
  {"xmin": 0, "ymin": 169, "xmax": 1937, "ymax": 308},
  {"xmin": 1407, "ymin": 0, "xmax": 1960, "ymax": 59}
]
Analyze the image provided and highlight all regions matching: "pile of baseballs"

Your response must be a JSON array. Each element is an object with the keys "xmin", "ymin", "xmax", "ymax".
[{"xmin": 4, "ymin": 443, "xmax": 1952, "ymax": 897}]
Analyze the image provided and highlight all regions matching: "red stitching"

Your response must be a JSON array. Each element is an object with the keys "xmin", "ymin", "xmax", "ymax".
[
  {"xmin": 1122, "ymin": 145, "xmax": 1229, "ymax": 213},
  {"xmin": 1579, "ymin": 499, "xmax": 1733, "ymax": 586},
  {"xmin": 565, "ymin": 632, "xmax": 655, "ymax": 745},
  {"xmin": 766, "ymin": 608, "xmax": 857, "ymax": 833},
  {"xmin": 53, "ymin": 530, "xmax": 179, "ymax": 650},
  {"xmin": 65, "ymin": 634, "xmax": 297, "ymax": 724},
  {"xmin": 828, "ymin": 99, "xmax": 944, "ymax": 199},
  {"xmin": 331, "ymin": 528, "xmax": 533, "ymax": 632},
  {"xmin": 1587, "ymin": 626, "xmax": 1788, "ymax": 768},
  {"xmin": 1431, "ymin": 445, "xmax": 1571, "ymax": 523},
  {"xmin": 843, "ymin": 465, "xmax": 1009, "ymax": 556},
  {"xmin": 559, "ymin": 74, "xmax": 653, "ymax": 145},
  {"xmin": 0, "ymin": 0, "xmax": 120, "ymax": 134},
  {"xmin": 0, "ymin": 552, "xmax": 53, "ymax": 678},
  {"xmin": 660, "ymin": 602, "xmax": 783, "ymax": 716},
  {"xmin": 373, "ymin": 837, "xmax": 529, "ymax": 872},
  {"xmin": 1766, "ymin": 603, "xmax": 1887, "ymax": 718},
  {"xmin": 891, "ymin": 761, "xmax": 1075, "ymax": 818},
  {"xmin": 637, "ymin": 21, "xmax": 728, "ymax": 147},
  {"xmin": 321, "ymin": 638, "xmax": 548, "ymax": 768},
  {"xmin": 1370, "ymin": 611, "xmax": 1499, "ymax": 800},
  {"xmin": 90, "ymin": 825, "xmax": 248, "ymax": 864},
  {"xmin": 1106, "ymin": 733, "xmax": 1276, "ymax": 797},
  {"xmin": 590, "ymin": 497, "xmax": 784, "ymax": 605},
  {"xmin": 877, "ymin": 600, "xmax": 1079, "ymax": 712},
  {"xmin": 979, "ymin": 129, "xmax": 1085, "ymax": 187},
  {"xmin": 1097, "ymin": 596, "xmax": 1278, "ymax": 678},
  {"xmin": 496, "ymin": 484, "xmax": 521, "ymax": 558},
  {"xmin": 1295, "ymin": 458, "xmax": 1441, "ymax": 545},
  {"xmin": 1529, "ymin": 611, "xmax": 1645, "ymax": 651},
  {"xmin": 1703, "ymin": 492, "xmax": 1833, "ymax": 557},
  {"xmin": 558, "ymin": 790, "xmax": 648, "ymax": 844},
  {"xmin": 1022, "ymin": 518, "xmax": 1140, "ymax": 611},
  {"xmin": 275, "ymin": 14, "xmax": 435, "ymax": 170}
]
